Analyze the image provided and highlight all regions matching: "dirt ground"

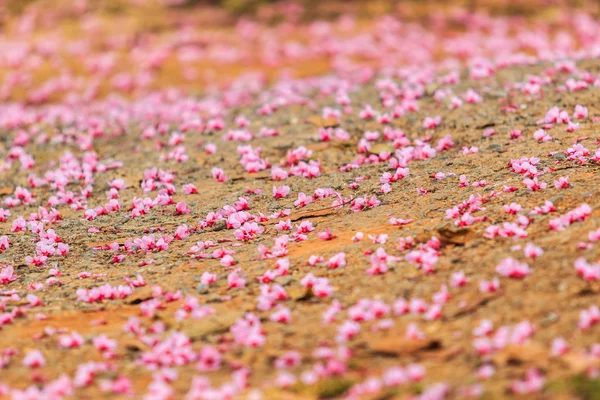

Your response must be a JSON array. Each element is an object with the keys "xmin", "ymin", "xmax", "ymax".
[{"xmin": 1, "ymin": 2, "xmax": 600, "ymax": 400}]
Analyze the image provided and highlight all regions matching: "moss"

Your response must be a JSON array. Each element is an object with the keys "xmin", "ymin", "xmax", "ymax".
[
  {"xmin": 5, "ymin": 0, "xmax": 37, "ymax": 14},
  {"xmin": 316, "ymin": 378, "xmax": 353, "ymax": 399},
  {"xmin": 547, "ymin": 374, "xmax": 600, "ymax": 400},
  {"xmin": 410, "ymin": 383, "xmax": 424, "ymax": 395},
  {"xmin": 219, "ymin": 0, "xmax": 269, "ymax": 16}
]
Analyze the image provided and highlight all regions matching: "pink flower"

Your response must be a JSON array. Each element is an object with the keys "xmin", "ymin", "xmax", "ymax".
[
  {"xmin": 566, "ymin": 121, "xmax": 579, "ymax": 132},
  {"xmin": 574, "ymin": 105, "xmax": 588, "ymax": 119},
  {"xmin": 551, "ymin": 337, "xmax": 569, "ymax": 356},
  {"xmin": 201, "ymin": 272, "xmax": 216, "ymax": 285},
  {"xmin": 307, "ymin": 255, "xmax": 323, "ymax": 266},
  {"xmin": 175, "ymin": 201, "xmax": 191, "ymax": 215},
  {"xmin": 579, "ymin": 305, "xmax": 600, "ymax": 330},
  {"xmin": 58, "ymin": 332, "xmax": 84, "ymax": 348},
  {"xmin": 450, "ymin": 271, "xmax": 468, "ymax": 288},
  {"xmin": 273, "ymin": 185, "xmax": 290, "ymax": 199},
  {"xmin": 294, "ymin": 192, "xmax": 313, "ymax": 208},
  {"xmin": 275, "ymin": 372, "xmax": 297, "ymax": 388},
  {"xmin": 549, "ymin": 203, "xmax": 591, "ymax": 230},
  {"xmin": 205, "ymin": 143, "xmax": 217, "ymax": 154},
  {"xmin": 369, "ymin": 234, "xmax": 388, "ymax": 244},
  {"xmin": 270, "ymin": 307, "xmax": 291, "ymax": 323},
  {"xmin": 523, "ymin": 177, "xmax": 547, "ymax": 191},
  {"xmin": 479, "ymin": 278, "xmax": 500, "ymax": 293},
  {"xmin": 326, "ymin": 253, "xmax": 346, "ymax": 269},
  {"xmin": 336, "ymin": 320, "xmax": 360, "ymax": 342},
  {"xmin": 313, "ymin": 278, "xmax": 333, "ymax": 298},
  {"xmin": 227, "ymin": 270, "xmax": 245, "ymax": 289},
  {"xmin": 554, "ymin": 176, "xmax": 569, "ymax": 189},
  {"xmin": 524, "ymin": 243, "xmax": 543, "ymax": 259},
  {"xmin": 545, "ymin": 106, "xmax": 560, "ymax": 123},
  {"xmin": 424, "ymin": 304, "xmax": 443, "ymax": 320},
  {"xmin": 461, "ymin": 146, "xmax": 478, "ymax": 155},
  {"xmin": 271, "ymin": 166, "xmax": 289, "ymax": 181},
  {"xmin": 352, "ymin": 232, "xmax": 364, "ymax": 242},
  {"xmin": 463, "ymin": 88, "xmax": 482, "ymax": 103},
  {"xmin": 234, "ymin": 222, "xmax": 265, "ymax": 241},
  {"xmin": 27, "ymin": 294, "xmax": 42, "ymax": 307},
  {"xmin": 197, "ymin": 346, "xmax": 222, "ymax": 371},
  {"xmin": 477, "ymin": 365, "xmax": 495, "ymax": 379},
  {"xmin": 0, "ymin": 208, "xmax": 10, "ymax": 222},
  {"xmin": 483, "ymin": 128, "xmax": 495, "ymax": 137},
  {"xmin": 220, "ymin": 255, "xmax": 236, "ymax": 267},
  {"xmin": 533, "ymin": 129, "xmax": 552, "ymax": 142},
  {"xmin": 109, "ymin": 179, "xmax": 126, "ymax": 190},
  {"xmin": 405, "ymin": 323, "xmax": 424, "ymax": 340},
  {"xmin": 93, "ymin": 335, "xmax": 117, "ymax": 354},
  {"xmin": 0, "ymin": 236, "xmax": 10, "ymax": 253},
  {"xmin": 101, "ymin": 377, "xmax": 132, "ymax": 395},
  {"xmin": 575, "ymin": 257, "xmax": 600, "ymax": 281},
  {"xmin": 317, "ymin": 229, "xmax": 335, "ymax": 241},
  {"xmin": 367, "ymin": 257, "xmax": 388, "ymax": 276},
  {"xmin": 174, "ymin": 224, "xmax": 190, "ymax": 240},
  {"xmin": 503, "ymin": 203, "xmax": 522, "ymax": 214},
  {"xmin": 274, "ymin": 351, "xmax": 301, "ymax": 370},
  {"xmin": 588, "ymin": 228, "xmax": 600, "ymax": 242},
  {"xmin": 359, "ymin": 104, "xmax": 376, "ymax": 120},
  {"xmin": 473, "ymin": 320, "xmax": 493, "ymax": 337},
  {"xmin": 83, "ymin": 209, "xmax": 97, "ymax": 220},
  {"xmin": 182, "ymin": 184, "xmax": 198, "ymax": 194},
  {"xmin": 423, "ymin": 116, "xmax": 441, "ymax": 129},
  {"xmin": 406, "ymin": 364, "xmax": 426, "ymax": 382},
  {"xmin": 0, "ymin": 265, "xmax": 17, "ymax": 284},
  {"xmin": 211, "ymin": 167, "xmax": 228, "ymax": 182},
  {"xmin": 510, "ymin": 369, "xmax": 544, "ymax": 394},
  {"xmin": 496, "ymin": 257, "xmax": 530, "ymax": 278},
  {"xmin": 275, "ymin": 219, "xmax": 292, "ymax": 231},
  {"xmin": 11, "ymin": 216, "xmax": 27, "ymax": 232},
  {"xmin": 231, "ymin": 314, "xmax": 265, "ymax": 348},
  {"xmin": 22, "ymin": 350, "xmax": 45, "ymax": 368}
]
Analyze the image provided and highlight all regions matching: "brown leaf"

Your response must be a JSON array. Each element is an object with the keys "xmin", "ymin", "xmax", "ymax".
[
  {"xmin": 125, "ymin": 286, "xmax": 154, "ymax": 305},
  {"xmin": 424, "ymin": 345, "xmax": 463, "ymax": 361},
  {"xmin": 492, "ymin": 343, "xmax": 549, "ymax": 368},
  {"xmin": 450, "ymin": 292, "xmax": 497, "ymax": 319},
  {"xmin": 288, "ymin": 286, "xmax": 311, "ymax": 301},
  {"xmin": 305, "ymin": 115, "xmax": 339, "ymax": 128},
  {"xmin": 260, "ymin": 388, "xmax": 316, "ymax": 400},
  {"xmin": 436, "ymin": 225, "xmax": 476, "ymax": 245},
  {"xmin": 560, "ymin": 353, "xmax": 600, "ymax": 374},
  {"xmin": 263, "ymin": 206, "xmax": 339, "ymax": 225},
  {"xmin": 85, "ymin": 238, "xmax": 128, "ymax": 248},
  {"xmin": 368, "ymin": 336, "xmax": 441, "ymax": 356},
  {"xmin": 370, "ymin": 143, "xmax": 395, "ymax": 155},
  {"xmin": 181, "ymin": 311, "xmax": 243, "ymax": 341},
  {"xmin": 121, "ymin": 338, "xmax": 148, "ymax": 352}
]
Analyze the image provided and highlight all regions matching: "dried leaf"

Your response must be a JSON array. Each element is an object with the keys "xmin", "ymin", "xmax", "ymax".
[
  {"xmin": 492, "ymin": 343, "xmax": 549, "ymax": 368},
  {"xmin": 560, "ymin": 353, "xmax": 600, "ymax": 374},
  {"xmin": 181, "ymin": 311, "xmax": 243, "ymax": 341},
  {"xmin": 305, "ymin": 115, "xmax": 339, "ymax": 128},
  {"xmin": 125, "ymin": 286, "xmax": 154, "ymax": 305},
  {"xmin": 368, "ymin": 336, "xmax": 440, "ymax": 356}
]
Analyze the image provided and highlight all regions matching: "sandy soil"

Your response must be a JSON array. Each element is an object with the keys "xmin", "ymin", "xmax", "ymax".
[{"xmin": 1, "ymin": 2, "xmax": 600, "ymax": 400}]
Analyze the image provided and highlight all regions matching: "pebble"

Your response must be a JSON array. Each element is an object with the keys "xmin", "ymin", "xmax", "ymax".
[{"xmin": 196, "ymin": 283, "xmax": 209, "ymax": 294}]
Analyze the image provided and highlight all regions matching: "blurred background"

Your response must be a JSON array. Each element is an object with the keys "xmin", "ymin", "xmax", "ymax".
[
  {"xmin": 0, "ymin": 0, "xmax": 597, "ymax": 103},
  {"xmin": 1, "ymin": 0, "xmax": 596, "ymax": 24}
]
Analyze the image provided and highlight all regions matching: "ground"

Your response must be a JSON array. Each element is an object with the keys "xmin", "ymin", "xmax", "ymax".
[{"xmin": 1, "ymin": 1, "xmax": 600, "ymax": 400}]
